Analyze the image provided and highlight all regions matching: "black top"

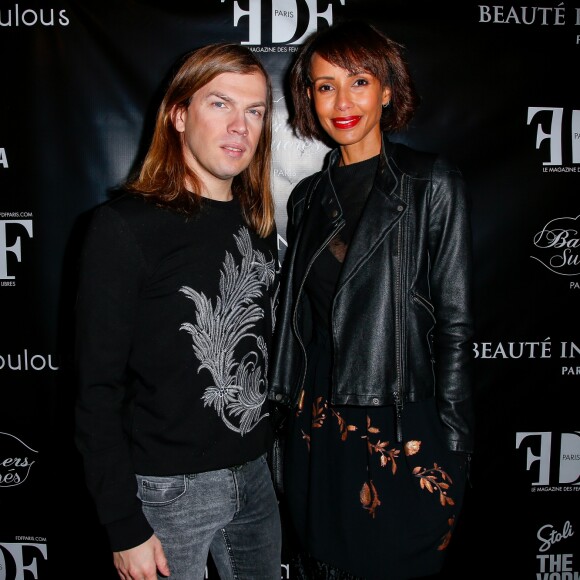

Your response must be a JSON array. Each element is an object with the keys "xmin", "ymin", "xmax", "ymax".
[
  {"xmin": 305, "ymin": 155, "xmax": 379, "ymax": 331},
  {"xmin": 74, "ymin": 193, "xmax": 279, "ymax": 550}
]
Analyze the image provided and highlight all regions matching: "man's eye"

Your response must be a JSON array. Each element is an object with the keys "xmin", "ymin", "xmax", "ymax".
[{"xmin": 248, "ymin": 109, "xmax": 264, "ymax": 118}]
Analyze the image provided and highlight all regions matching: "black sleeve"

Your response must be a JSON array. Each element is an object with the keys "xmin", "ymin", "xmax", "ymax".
[{"xmin": 74, "ymin": 204, "xmax": 153, "ymax": 551}]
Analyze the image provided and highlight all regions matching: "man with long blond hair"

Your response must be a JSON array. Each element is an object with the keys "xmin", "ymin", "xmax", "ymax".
[{"xmin": 75, "ymin": 43, "xmax": 281, "ymax": 580}]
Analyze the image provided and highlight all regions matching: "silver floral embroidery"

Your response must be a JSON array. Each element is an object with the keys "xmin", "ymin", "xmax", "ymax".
[{"xmin": 179, "ymin": 227, "xmax": 276, "ymax": 435}]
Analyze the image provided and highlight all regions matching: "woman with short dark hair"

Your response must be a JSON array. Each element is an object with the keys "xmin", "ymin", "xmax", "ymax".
[{"xmin": 270, "ymin": 20, "xmax": 475, "ymax": 579}]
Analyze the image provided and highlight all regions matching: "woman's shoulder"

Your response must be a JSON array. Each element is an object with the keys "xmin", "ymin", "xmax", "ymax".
[
  {"xmin": 290, "ymin": 171, "xmax": 324, "ymax": 197},
  {"xmin": 287, "ymin": 171, "xmax": 324, "ymax": 215}
]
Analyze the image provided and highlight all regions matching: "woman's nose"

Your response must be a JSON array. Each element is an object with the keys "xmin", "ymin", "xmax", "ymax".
[{"xmin": 334, "ymin": 87, "xmax": 352, "ymax": 112}]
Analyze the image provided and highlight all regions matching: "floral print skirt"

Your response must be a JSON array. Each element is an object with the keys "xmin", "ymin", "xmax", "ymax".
[{"xmin": 282, "ymin": 331, "xmax": 467, "ymax": 580}]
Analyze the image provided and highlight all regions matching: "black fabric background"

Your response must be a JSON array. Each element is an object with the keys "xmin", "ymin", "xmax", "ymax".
[{"xmin": 1, "ymin": 1, "xmax": 578, "ymax": 578}]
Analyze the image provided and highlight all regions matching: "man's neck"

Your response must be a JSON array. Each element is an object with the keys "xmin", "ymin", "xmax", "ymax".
[
  {"xmin": 201, "ymin": 175, "xmax": 233, "ymax": 201},
  {"xmin": 185, "ymin": 177, "xmax": 233, "ymax": 202},
  {"xmin": 201, "ymin": 189, "xmax": 233, "ymax": 202}
]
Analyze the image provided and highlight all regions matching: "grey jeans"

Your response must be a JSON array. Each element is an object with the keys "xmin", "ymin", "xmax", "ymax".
[{"xmin": 136, "ymin": 454, "xmax": 281, "ymax": 579}]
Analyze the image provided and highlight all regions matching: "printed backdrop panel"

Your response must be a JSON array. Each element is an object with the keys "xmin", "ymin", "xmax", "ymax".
[{"xmin": 0, "ymin": 1, "xmax": 578, "ymax": 578}]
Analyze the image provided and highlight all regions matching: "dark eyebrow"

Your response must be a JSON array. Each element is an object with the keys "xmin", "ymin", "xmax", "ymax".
[
  {"xmin": 347, "ymin": 69, "xmax": 370, "ymax": 77},
  {"xmin": 311, "ymin": 75, "xmax": 334, "ymax": 82},
  {"xmin": 207, "ymin": 91, "xmax": 266, "ymax": 109},
  {"xmin": 208, "ymin": 91, "xmax": 233, "ymax": 102},
  {"xmin": 311, "ymin": 69, "xmax": 369, "ymax": 83}
]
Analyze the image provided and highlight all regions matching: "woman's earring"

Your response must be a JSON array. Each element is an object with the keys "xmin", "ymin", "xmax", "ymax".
[{"xmin": 382, "ymin": 101, "xmax": 390, "ymax": 109}]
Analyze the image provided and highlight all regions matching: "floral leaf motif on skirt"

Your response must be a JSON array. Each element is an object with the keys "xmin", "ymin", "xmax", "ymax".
[
  {"xmin": 359, "ymin": 480, "xmax": 381, "ymax": 518},
  {"xmin": 437, "ymin": 516, "xmax": 456, "ymax": 551},
  {"xmin": 413, "ymin": 463, "xmax": 455, "ymax": 506},
  {"xmin": 363, "ymin": 415, "xmax": 400, "ymax": 475}
]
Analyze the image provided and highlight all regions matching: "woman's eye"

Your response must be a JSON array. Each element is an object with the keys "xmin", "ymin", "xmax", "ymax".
[{"xmin": 354, "ymin": 78, "xmax": 369, "ymax": 87}]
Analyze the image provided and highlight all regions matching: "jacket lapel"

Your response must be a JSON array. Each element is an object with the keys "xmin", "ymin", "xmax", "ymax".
[
  {"xmin": 293, "ymin": 174, "xmax": 344, "ymax": 295},
  {"xmin": 336, "ymin": 145, "xmax": 407, "ymax": 289}
]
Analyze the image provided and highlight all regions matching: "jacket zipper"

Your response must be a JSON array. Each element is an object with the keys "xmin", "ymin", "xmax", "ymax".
[
  {"xmin": 411, "ymin": 292, "xmax": 436, "ymax": 324},
  {"xmin": 394, "ymin": 182, "xmax": 405, "ymax": 442},
  {"xmin": 393, "ymin": 389, "xmax": 403, "ymax": 442},
  {"xmin": 292, "ymin": 220, "xmax": 345, "ymax": 405}
]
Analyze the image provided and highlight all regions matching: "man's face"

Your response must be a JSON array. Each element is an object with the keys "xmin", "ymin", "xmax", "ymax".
[{"xmin": 173, "ymin": 71, "xmax": 267, "ymax": 200}]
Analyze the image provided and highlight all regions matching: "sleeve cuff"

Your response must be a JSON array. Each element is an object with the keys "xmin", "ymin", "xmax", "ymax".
[{"xmin": 106, "ymin": 511, "xmax": 154, "ymax": 552}]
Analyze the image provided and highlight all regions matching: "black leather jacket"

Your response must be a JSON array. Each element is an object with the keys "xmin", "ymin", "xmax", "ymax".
[{"xmin": 269, "ymin": 135, "xmax": 475, "ymax": 454}]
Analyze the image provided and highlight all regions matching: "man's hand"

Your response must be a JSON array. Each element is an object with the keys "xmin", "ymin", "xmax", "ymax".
[{"xmin": 113, "ymin": 534, "xmax": 170, "ymax": 580}]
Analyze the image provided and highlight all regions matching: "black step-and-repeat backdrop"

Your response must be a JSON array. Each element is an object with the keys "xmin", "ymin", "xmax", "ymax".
[{"xmin": 1, "ymin": 1, "xmax": 578, "ymax": 578}]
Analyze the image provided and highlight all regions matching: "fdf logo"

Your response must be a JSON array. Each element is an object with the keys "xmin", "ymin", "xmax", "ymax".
[
  {"xmin": 0, "ymin": 219, "xmax": 33, "ymax": 281},
  {"xmin": 527, "ymin": 107, "xmax": 580, "ymax": 166},
  {"xmin": 225, "ymin": 0, "xmax": 346, "ymax": 45},
  {"xmin": 0, "ymin": 543, "xmax": 47, "ymax": 580},
  {"xmin": 516, "ymin": 431, "xmax": 580, "ymax": 486}
]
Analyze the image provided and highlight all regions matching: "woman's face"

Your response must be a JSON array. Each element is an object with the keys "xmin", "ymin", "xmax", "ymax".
[{"xmin": 308, "ymin": 53, "xmax": 390, "ymax": 158}]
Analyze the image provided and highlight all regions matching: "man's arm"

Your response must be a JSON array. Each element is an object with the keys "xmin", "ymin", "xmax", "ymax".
[{"xmin": 74, "ymin": 204, "xmax": 154, "ymax": 551}]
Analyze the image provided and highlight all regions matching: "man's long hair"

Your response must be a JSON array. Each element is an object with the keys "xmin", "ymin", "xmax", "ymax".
[{"xmin": 126, "ymin": 43, "xmax": 275, "ymax": 237}]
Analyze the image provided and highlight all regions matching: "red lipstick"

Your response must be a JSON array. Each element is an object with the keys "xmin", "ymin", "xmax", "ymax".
[{"xmin": 332, "ymin": 116, "xmax": 361, "ymax": 130}]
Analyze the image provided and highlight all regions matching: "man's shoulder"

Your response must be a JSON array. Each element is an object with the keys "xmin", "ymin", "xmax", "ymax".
[
  {"xmin": 85, "ymin": 193, "xmax": 183, "ymax": 250},
  {"xmin": 103, "ymin": 191, "xmax": 153, "ymax": 216},
  {"xmin": 96, "ymin": 192, "xmax": 176, "ymax": 227}
]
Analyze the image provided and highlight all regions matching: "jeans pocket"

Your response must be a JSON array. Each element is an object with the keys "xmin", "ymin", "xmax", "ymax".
[{"xmin": 136, "ymin": 473, "xmax": 188, "ymax": 506}]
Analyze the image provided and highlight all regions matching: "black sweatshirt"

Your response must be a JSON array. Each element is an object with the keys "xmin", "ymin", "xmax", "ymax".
[{"xmin": 74, "ymin": 193, "xmax": 279, "ymax": 551}]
